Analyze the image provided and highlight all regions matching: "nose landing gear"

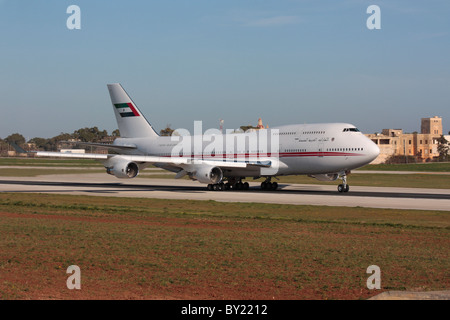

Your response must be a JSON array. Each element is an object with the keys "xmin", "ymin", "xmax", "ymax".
[{"xmin": 337, "ymin": 172, "xmax": 349, "ymax": 193}]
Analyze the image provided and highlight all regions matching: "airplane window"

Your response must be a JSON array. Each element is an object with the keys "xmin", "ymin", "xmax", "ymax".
[{"xmin": 343, "ymin": 128, "xmax": 360, "ymax": 132}]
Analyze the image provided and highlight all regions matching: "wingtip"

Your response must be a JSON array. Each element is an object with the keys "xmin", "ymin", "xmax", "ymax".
[{"xmin": 107, "ymin": 83, "xmax": 122, "ymax": 88}]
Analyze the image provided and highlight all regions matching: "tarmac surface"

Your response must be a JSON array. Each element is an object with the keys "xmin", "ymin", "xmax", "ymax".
[
  {"xmin": 1, "ymin": 173, "xmax": 449, "ymax": 211},
  {"xmin": 369, "ymin": 290, "xmax": 450, "ymax": 300}
]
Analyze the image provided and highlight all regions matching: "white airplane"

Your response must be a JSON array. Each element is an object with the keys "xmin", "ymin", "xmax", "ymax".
[{"xmin": 36, "ymin": 83, "xmax": 380, "ymax": 193}]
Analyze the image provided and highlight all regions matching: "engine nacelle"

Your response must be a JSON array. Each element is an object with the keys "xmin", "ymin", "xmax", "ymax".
[
  {"xmin": 309, "ymin": 173, "xmax": 339, "ymax": 182},
  {"xmin": 192, "ymin": 166, "xmax": 223, "ymax": 184},
  {"xmin": 105, "ymin": 158, "xmax": 139, "ymax": 179}
]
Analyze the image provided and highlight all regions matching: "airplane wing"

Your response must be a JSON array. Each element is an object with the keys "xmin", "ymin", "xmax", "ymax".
[
  {"xmin": 35, "ymin": 151, "xmax": 271, "ymax": 168},
  {"xmin": 35, "ymin": 151, "xmax": 274, "ymax": 182},
  {"xmin": 59, "ymin": 141, "xmax": 137, "ymax": 151},
  {"xmin": 36, "ymin": 151, "xmax": 109, "ymax": 160}
]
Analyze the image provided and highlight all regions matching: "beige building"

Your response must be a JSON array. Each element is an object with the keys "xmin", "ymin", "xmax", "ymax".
[{"xmin": 365, "ymin": 116, "xmax": 443, "ymax": 164}]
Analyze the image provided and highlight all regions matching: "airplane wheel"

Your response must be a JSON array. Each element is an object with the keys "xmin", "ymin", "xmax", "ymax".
[
  {"xmin": 261, "ymin": 182, "xmax": 267, "ymax": 190},
  {"xmin": 207, "ymin": 184, "xmax": 213, "ymax": 191},
  {"xmin": 243, "ymin": 182, "xmax": 249, "ymax": 190},
  {"xmin": 338, "ymin": 184, "xmax": 344, "ymax": 193},
  {"xmin": 225, "ymin": 182, "xmax": 231, "ymax": 190},
  {"xmin": 272, "ymin": 182, "xmax": 278, "ymax": 190},
  {"xmin": 344, "ymin": 185, "xmax": 349, "ymax": 192}
]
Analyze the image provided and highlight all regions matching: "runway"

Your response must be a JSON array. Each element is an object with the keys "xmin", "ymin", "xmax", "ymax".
[{"xmin": 0, "ymin": 173, "xmax": 449, "ymax": 211}]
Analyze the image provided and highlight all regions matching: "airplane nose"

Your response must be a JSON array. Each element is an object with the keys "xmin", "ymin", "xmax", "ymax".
[{"xmin": 368, "ymin": 141, "xmax": 380, "ymax": 163}]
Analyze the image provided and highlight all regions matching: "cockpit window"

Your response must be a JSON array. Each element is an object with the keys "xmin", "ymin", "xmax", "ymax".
[{"xmin": 343, "ymin": 128, "xmax": 360, "ymax": 132}]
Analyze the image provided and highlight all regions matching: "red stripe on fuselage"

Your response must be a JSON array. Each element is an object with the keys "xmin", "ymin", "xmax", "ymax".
[
  {"xmin": 155, "ymin": 152, "xmax": 364, "ymax": 158},
  {"xmin": 280, "ymin": 152, "xmax": 364, "ymax": 157}
]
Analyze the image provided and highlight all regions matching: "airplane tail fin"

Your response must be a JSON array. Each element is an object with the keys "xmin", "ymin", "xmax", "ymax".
[
  {"xmin": 9, "ymin": 142, "xmax": 28, "ymax": 154},
  {"xmin": 107, "ymin": 83, "xmax": 159, "ymax": 138}
]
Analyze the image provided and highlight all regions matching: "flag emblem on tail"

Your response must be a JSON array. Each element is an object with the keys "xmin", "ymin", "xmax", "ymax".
[{"xmin": 114, "ymin": 103, "xmax": 140, "ymax": 117}]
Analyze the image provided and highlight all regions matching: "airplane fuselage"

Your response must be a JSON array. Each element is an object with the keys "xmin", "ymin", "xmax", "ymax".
[{"xmin": 113, "ymin": 122, "xmax": 379, "ymax": 178}]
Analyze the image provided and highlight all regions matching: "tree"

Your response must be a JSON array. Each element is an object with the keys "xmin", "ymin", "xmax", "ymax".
[
  {"xmin": 0, "ymin": 138, "xmax": 9, "ymax": 153},
  {"xmin": 160, "ymin": 124, "xmax": 175, "ymax": 136},
  {"xmin": 73, "ymin": 127, "xmax": 108, "ymax": 142},
  {"xmin": 437, "ymin": 135, "xmax": 449, "ymax": 162},
  {"xmin": 384, "ymin": 154, "xmax": 417, "ymax": 164},
  {"xmin": 46, "ymin": 132, "xmax": 73, "ymax": 151},
  {"xmin": 5, "ymin": 133, "xmax": 26, "ymax": 146},
  {"xmin": 240, "ymin": 125, "xmax": 257, "ymax": 132},
  {"xmin": 3, "ymin": 126, "xmax": 119, "ymax": 153},
  {"xmin": 28, "ymin": 137, "xmax": 49, "ymax": 150}
]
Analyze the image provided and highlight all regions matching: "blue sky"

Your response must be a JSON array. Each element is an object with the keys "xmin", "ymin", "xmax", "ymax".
[{"xmin": 1, "ymin": 0, "xmax": 449, "ymax": 139}]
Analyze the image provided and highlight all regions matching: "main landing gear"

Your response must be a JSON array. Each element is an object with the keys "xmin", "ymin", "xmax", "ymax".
[
  {"xmin": 207, "ymin": 177, "xmax": 280, "ymax": 192},
  {"xmin": 207, "ymin": 178, "xmax": 249, "ymax": 192},
  {"xmin": 260, "ymin": 177, "xmax": 278, "ymax": 191},
  {"xmin": 337, "ymin": 172, "xmax": 350, "ymax": 193}
]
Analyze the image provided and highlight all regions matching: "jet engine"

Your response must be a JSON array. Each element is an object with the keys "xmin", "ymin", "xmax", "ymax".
[
  {"xmin": 105, "ymin": 157, "xmax": 139, "ymax": 179},
  {"xmin": 191, "ymin": 166, "xmax": 223, "ymax": 184},
  {"xmin": 309, "ymin": 173, "xmax": 339, "ymax": 182}
]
